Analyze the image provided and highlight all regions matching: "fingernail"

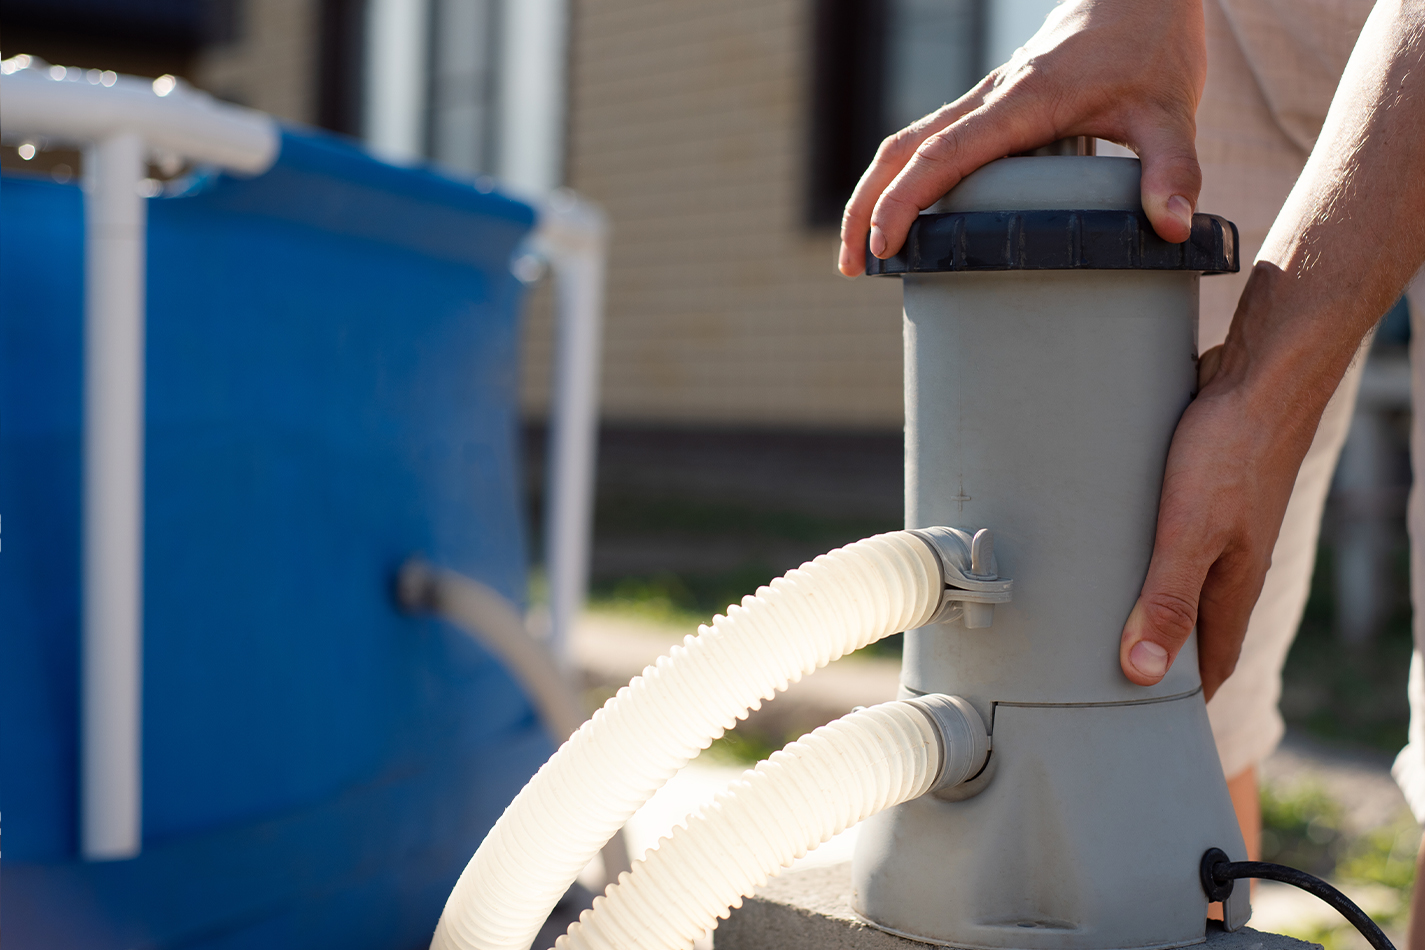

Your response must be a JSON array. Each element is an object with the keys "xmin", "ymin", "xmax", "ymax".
[
  {"xmin": 838, "ymin": 243, "xmax": 853, "ymax": 274},
  {"xmin": 869, "ymin": 225, "xmax": 887, "ymax": 258},
  {"xmin": 1167, "ymin": 195, "xmax": 1193, "ymax": 230},
  {"xmin": 1129, "ymin": 640, "xmax": 1169, "ymax": 679}
]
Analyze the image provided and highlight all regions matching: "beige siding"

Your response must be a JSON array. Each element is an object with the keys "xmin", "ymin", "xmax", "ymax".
[
  {"xmin": 523, "ymin": 0, "xmax": 905, "ymax": 430},
  {"xmin": 193, "ymin": 0, "xmax": 320, "ymax": 124}
]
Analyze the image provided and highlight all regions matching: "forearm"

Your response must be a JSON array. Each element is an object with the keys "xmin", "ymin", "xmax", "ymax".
[
  {"xmin": 1215, "ymin": 0, "xmax": 1425, "ymax": 435},
  {"xmin": 1119, "ymin": 0, "xmax": 1425, "ymax": 693}
]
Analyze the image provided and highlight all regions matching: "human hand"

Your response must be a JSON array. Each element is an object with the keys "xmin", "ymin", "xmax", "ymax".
[
  {"xmin": 1114, "ymin": 0, "xmax": 1425, "ymax": 698},
  {"xmin": 1116, "ymin": 274, "xmax": 1341, "ymax": 701},
  {"xmin": 837, "ymin": 0, "xmax": 1206, "ymax": 276}
]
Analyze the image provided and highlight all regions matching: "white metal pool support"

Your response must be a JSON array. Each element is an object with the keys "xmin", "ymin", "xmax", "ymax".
[
  {"xmin": 0, "ymin": 59, "xmax": 279, "ymax": 860},
  {"xmin": 496, "ymin": 0, "xmax": 571, "ymax": 195},
  {"xmin": 81, "ymin": 130, "xmax": 148, "ymax": 862},
  {"xmin": 364, "ymin": 0, "xmax": 432, "ymax": 163},
  {"xmin": 535, "ymin": 191, "xmax": 609, "ymax": 659}
]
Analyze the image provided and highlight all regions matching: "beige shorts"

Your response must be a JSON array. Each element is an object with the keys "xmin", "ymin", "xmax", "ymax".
[
  {"xmin": 1188, "ymin": 0, "xmax": 1379, "ymax": 781},
  {"xmin": 1195, "ymin": 2, "xmax": 1425, "ymax": 821}
]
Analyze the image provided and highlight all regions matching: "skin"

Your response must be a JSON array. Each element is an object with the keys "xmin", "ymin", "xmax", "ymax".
[
  {"xmin": 842, "ymin": 0, "xmax": 1425, "ymax": 936},
  {"xmin": 843, "ymin": 0, "xmax": 1425, "ymax": 738},
  {"xmin": 1227, "ymin": 767, "xmax": 1261, "ymax": 862},
  {"xmin": 838, "ymin": 0, "xmax": 1206, "ymax": 277},
  {"xmin": 1413, "ymin": 842, "xmax": 1425, "ymax": 950},
  {"xmin": 1209, "ymin": 767, "xmax": 1260, "ymax": 922},
  {"xmin": 1118, "ymin": 0, "xmax": 1425, "ymax": 699}
]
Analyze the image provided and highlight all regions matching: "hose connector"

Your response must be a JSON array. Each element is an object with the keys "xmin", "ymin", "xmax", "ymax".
[
  {"xmin": 910, "ymin": 526, "xmax": 1014, "ymax": 628},
  {"xmin": 905, "ymin": 693, "xmax": 990, "ymax": 793}
]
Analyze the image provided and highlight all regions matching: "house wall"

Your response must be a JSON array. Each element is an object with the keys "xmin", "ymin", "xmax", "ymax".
[
  {"xmin": 194, "ymin": 0, "xmax": 321, "ymax": 124},
  {"xmin": 520, "ymin": 0, "xmax": 906, "ymax": 431}
]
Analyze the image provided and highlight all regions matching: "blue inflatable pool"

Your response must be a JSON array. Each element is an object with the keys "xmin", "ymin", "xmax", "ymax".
[{"xmin": 1, "ymin": 130, "xmax": 549, "ymax": 948}]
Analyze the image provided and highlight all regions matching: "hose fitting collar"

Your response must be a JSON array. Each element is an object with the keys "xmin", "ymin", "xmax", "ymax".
[
  {"xmin": 910, "ymin": 526, "xmax": 1014, "ymax": 628},
  {"xmin": 905, "ymin": 693, "xmax": 990, "ymax": 793}
]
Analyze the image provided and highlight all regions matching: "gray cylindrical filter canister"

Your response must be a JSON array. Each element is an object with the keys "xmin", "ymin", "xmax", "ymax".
[{"xmin": 852, "ymin": 154, "xmax": 1250, "ymax": 949}]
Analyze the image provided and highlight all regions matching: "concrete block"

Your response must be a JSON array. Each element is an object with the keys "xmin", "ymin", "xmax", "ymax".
[{"xmin": 717, "ymin": 863, "xmax": 1322, "ymax": 950}]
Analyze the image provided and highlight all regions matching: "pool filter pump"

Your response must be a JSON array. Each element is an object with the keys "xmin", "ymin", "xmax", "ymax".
[
  {"xmin": 429, "ymin": 145, "xmax": 1405, "ymax": 950},
  {"xmin": 852, "ymin": 150, "xmax": 1249, "ymax": 948}
]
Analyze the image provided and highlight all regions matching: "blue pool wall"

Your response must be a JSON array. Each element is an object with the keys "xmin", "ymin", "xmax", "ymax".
[{"xmin": 0, "ymin": 128, "xmax": 551, "ymax": 948}]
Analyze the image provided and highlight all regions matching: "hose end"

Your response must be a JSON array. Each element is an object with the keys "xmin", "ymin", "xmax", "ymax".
[
  {"xmin": 905, "ymin": 694, "xmax": 989, "ymax": 792},
  {"xmin": 395, "ymin": 555, "xmax": 439, "ymax": 614},
  {"xmin": 908, "ymin": 527, "xmax": 1014, "ymax": 628}
]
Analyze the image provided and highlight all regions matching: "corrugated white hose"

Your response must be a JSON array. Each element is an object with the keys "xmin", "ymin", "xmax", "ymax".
[
  {"xmin": 431, "ymin": 531, "xmax": 944, "ymax": 950},
  {"xmin": 555, "ymin": 695, "xmax": 988, "ymax": 950}
]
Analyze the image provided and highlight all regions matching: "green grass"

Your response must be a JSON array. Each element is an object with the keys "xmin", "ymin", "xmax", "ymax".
[
  {"xmin": 583, "ymin": 494, "xmax": 905, "ymax": 656},
  {"xmin": 1280, "ymin": 546, "xmax": 1414, "ymax": 753},
  {"xmin": 588, "ymin": 565, "xmax": 784, "ymax": 629},
  {"xmin": 587, "ymin": 492, "xmax": 902, "ymax": 647},
  {"xmin": 1337, "ymin": 819, "xmax": 1420, "ymax": 896},
  {"xmin": 1261, "ymin": 778, "xmax": 1418, "ymax": 948},
  {"xmin": 702, "ymin": 730, "xmax": 780, "ymax": 767},
  {"xmin": 1261, "ymin": 781, "xmax": 1346, "ymax": 877},
  {"xmin": 593, "ymin": 494, "xmax": 898, "ymax": 548},
  {"xmin": 586, "ymin": 567, "xmax": 907, "ymax": 661}
]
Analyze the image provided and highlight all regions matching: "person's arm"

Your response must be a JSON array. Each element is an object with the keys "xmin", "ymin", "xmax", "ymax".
[
  {"xmin": 837, "ymin": 0, "xmax": 1207, "ymax": 276},
  {"xmin": 1119, "ymin": 0, "xmax": 1425, "ymax": 697}
]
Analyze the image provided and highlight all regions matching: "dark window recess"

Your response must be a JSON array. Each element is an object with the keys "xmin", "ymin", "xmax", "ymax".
[
  {"xmin": 0, "ymin": 0, "xmax": 237, "ymax": 81},
  {"xmin": 807, "ymin": 0, "xmax": 985, "ymax": 229},
  {"xmin": 0, "ymin": 0, "xmax": 237, "ymax": 48},
  {"xmin": 318, "ymin": 0, "xmax": 367, "ymax": 137},
  {"xmin": 808, "ymin": 0, "xmax": 889, "ymax": 229}
]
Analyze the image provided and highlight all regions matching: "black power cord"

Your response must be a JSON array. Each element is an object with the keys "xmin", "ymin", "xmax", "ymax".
[{"xmin": 1200, "ymin": 848, "xmax": 1397, "ymax": 950}]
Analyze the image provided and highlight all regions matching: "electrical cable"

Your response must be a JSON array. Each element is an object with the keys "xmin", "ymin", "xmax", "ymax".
[{"xmin": 1200, "ymin": 848, "xmax": 1396, "ymax": 950}]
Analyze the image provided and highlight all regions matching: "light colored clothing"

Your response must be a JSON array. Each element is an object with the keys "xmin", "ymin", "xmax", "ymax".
[{"xmin": 1192, "ymin": 0, "xmax": 1379, "ymax": 780}]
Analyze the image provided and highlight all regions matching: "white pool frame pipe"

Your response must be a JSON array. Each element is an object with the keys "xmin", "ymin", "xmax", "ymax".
[
  {"xmin": 534, "ymin": 191, "xmax": 609, "ymax": 659},
  {"xmin": 2, "ymin": 55, "xmax": 608, "ymax": 857},
  {"xmin": 80, "ymin": 129, "xmax": 150, "ymax": 863},
  {"xmin": 1, "ymin": 58, "xmax": 280, "ymax": 860},
  {"xmin": 364, "ymin": 0, "xmax": 432, "ymax": 163}
]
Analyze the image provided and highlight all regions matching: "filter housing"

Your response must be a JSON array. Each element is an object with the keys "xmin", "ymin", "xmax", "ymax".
[{"xmin": 851, "ymin": 156, "xmax": 1248, "ymax": 949}]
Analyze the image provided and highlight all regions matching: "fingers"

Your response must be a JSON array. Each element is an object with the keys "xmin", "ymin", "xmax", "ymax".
[
  {"xmin": 838, "ymin": 83, "xmax": 994, "ymax": 276},
  {"xmin": 866, "ymin": 96, "xmax": 1055, "ymax": 262},
  {"xmin": 1131, "ymin": 111, "xmax": 1202, "ymax": 243},
  {"xmin": 837, "ymin": 111, "xmax": 960, "ymax": 276},
  {"xmin": 1119, "ymin": 496, "xmax": 1216, "ymax": 687},
  {"xmin": 1119, "ymin": 576, "xmax": 1205, "ymax": 687},
  {"xmin": 1195, "ymin": 548, "xmax": 1268, "ymax": 700},
  {"xmin": 844, "ymin": 88, "xmax": 1203, "ymax": 272},
  {"xmin": 1119, "ymin": 487, "xmax": 1267, "ymax": 694}
]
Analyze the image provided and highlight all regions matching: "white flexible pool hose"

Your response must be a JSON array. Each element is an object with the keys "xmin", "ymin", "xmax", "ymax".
[
  {"xmin": 555, "ymin": 696, "xmax": 987, "ymax": 950},
  {"xmin": 431, "ymin": 531, "xmax": 943, "ymax": 950}
]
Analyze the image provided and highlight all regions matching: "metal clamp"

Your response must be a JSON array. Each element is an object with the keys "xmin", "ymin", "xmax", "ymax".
[{"xmin": 910, "ymin": 526, "xmax": 1014, "ymax": 629}]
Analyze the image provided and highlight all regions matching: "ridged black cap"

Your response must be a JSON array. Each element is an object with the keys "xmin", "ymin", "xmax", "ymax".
[{"xmin": 865, "ymin": 210, "xmax": 1239, "ymax": 276}]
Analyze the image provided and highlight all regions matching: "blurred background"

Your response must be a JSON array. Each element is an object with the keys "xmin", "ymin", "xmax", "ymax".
[{"xmin": 2, "ymin": 1, "xmax": 1421, "ymax": 947}]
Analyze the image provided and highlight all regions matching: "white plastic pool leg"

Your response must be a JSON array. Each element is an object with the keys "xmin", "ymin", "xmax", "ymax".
[
  {"xmin": 540, "ymin": 193, "xmax": 608, "ymax": 660},
  {"xmin": 0, "ymin": 61, "xmax": 279, "ymax": 863},
  {"xmin": 82, "ymin": 130, "xmax": 147, "ymax": 861}
]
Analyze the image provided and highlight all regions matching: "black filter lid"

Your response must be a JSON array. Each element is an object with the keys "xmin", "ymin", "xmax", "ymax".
[{"xmin": 865, "ymin": 210, "xmax": 1239, "ymax": 276}]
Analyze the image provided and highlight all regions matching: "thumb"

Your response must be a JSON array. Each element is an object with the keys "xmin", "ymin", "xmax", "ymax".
[
  {"xmin": 1130, "ymin": 115, "xmax": 1202, "ymax": 244},
  {"xmin": 1119, "ymin": 550, "xmax": 1209, "ymax": 686}
]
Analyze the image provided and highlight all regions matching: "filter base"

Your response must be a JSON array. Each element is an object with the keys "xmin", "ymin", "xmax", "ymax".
[
  {"xmin": 850, "ymin": 694, "xmax": 1247, "ymax": 950},
  {"xmin": 719, "ymin": 863, "xmax": 1309, "ymax": 950}
]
